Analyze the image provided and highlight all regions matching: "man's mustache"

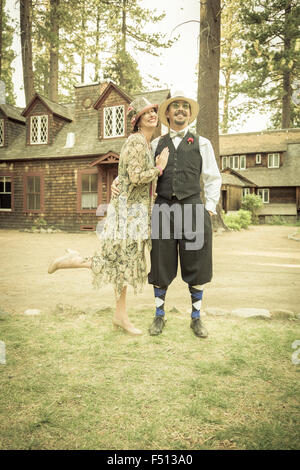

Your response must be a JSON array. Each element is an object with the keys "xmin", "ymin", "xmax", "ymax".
[{"xmin": 175, "ymin": 110, "xmax": 187, "ymax": 116}]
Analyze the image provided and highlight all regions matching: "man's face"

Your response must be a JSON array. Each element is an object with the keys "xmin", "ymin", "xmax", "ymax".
[{"xmin": 166, "ymin": 100, "xmax": 191, "ymax": 128}]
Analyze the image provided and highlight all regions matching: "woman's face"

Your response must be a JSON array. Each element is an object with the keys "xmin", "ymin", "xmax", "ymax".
[{"xmin": 138, "ymin": 108, "xmax": 158, "ymax": 131}]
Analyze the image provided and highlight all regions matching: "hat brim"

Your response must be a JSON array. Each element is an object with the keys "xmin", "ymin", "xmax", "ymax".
[
  {"xmin": 133, "ymin": 103, "xmax": 158, "ymax": 126},
  {"xmin": 158, "ymin": 96, "xmax": 199, "ymax": 127}
]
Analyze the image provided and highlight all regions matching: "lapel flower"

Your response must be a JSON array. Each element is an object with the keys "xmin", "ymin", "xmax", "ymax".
[{"xmin": 187, "ymin": 137, "xmax": 194, "ymax": 145}]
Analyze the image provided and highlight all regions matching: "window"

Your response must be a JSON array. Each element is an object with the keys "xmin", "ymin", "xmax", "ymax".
[
  {"xmin": 268, "ymin": 153, "xmax": 279, "ymax": 168},
  {"xmin": 243, "ymin": 188, "xmax": 251, "ymax": 197},
  {"xmin": 0, "ymin": 119, "xmax": 4, "ymax": 146},
  {"xmin": 256, "ymin": 154, "xmax": 262, "ymax": 164},
  {"xmin": 81, "ymin": 173, "xmax": 98, "ymax": 210},
  {"xmin": 229, "ymin": 155, "xmax": 239, "ymax": 170},
  {"xmin": 0, "ymin": 176, "xmax": 12, "ymax": 210},
  {"xmin": 258, "ymin": 188, "xmax": 269, "ymax": 203},
  {"xmin": 104, "ymin": 105, "xmax": 125, "ymax": 138},
  {"xmin": 222, "ymin": 156, "xmax": 227, "ymax": 169},
  {"xmin": 25, "ymin": 175, "xmax": 41, "ymax": 210},
  {"xmin": 30, "ymin": 115, "xmax": 48, "ymax": 144},
  {"xmin": 240, "ymin": 155, "xmax": 246, "ymax": 170}
]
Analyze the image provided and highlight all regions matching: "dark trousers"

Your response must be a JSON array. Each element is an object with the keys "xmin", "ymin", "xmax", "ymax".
[{"xmin": 148, "ymin": 196, "xmax": 213, "ymax": 288}]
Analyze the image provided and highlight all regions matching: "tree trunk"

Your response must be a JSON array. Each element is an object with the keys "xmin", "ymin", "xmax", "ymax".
[
  {"xmin": 196, "ymin": 0, "xmax": 226, "ymax": 230},
  {"xmin": 122, "ymin": 0, "xmax": 127, "ymax": 53},
  {"xmin": 94, "ymin": 4, "xmax": 101, "ymax": 82},
  {"xmin": 49, "ymin": 0, "xmax": 59, "ymax": 102},
  {"xmin": 20, "ymin": 0, "xmax": 35, "ymax": 105},
  {"xmin": 282, "ymin": 1, "xmax": 292, "ymax": 129}
]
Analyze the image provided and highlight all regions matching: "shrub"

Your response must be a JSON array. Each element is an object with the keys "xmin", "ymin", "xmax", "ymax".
[
  {"xmin": 224, "ymin": 209, "xmax": 252, "ymax": 230},
  {"xmin": 241, "ymin": 194, "xmax": 263, "ymax": 223}
]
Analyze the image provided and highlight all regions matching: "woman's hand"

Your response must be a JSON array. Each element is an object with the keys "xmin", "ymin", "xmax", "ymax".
[
  {"xmin": 156, "ymin": 147, "xmax": 169, "ymax": 171},
  {"xmin": 111, "ymin": 177, "xmax": 120, "ymax": 197}
]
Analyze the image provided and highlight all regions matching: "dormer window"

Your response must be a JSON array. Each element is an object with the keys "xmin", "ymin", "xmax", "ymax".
[
  {"xmin": 0, "ymin": 119, "xmax": 4, "ymax": 146},
  {"xmin": 30, "ymin": 115, "xmax": 49, "ymax": 144},
  {"xmin": 268, "ymin": 153, "xmax": 279, "ymax": 168},
  {"xmin": 104, "ymin": 105, "xmax": 125, "ymax": 138}
]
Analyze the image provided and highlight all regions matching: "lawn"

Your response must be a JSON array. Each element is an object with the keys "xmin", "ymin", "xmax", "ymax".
[{"xmin": 0, "ymin": 304, "xmax": 299, "ymax": 450}]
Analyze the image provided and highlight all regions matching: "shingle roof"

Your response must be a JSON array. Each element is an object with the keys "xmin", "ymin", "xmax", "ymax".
[
  {"xmin": 0, "ymin": 87, "xmax": 170, "ymax": 162},
  {"xmin": 133, "ymin": 89, "xmax": 171, "ymax": 106},
  {"xmin": 21, "ymin": 93, "xmax": 73, "ymax": 121},
  {"xmin": 0, "ymin": 104, "xmax": 26, "ymax": 123},
  {"xmin": 220, "ymin": 128, "xmax": 300, "ymax": 154}
]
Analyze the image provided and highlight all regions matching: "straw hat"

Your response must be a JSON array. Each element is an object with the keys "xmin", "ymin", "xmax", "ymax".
[
  {"xmin": 127, "ymin": 96, "xmax": 158, "ymax": 127},
  {"xmin": 158, "ymin": 90, "xmax": 199, "ymax": 127}
]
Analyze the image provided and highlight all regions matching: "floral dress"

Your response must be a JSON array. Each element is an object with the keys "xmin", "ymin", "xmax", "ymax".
[{"xmin": 90, "ymin": 132, "xmax": 160, "ymax": 299}]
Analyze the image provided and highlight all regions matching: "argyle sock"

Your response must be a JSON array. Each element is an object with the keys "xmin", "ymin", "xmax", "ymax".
[
  {"xmin": 189, "ymin": 285, "xmax": 203, "ymax": 319},
  {"xmin": 154, "ymin": 286, "xmax": 167, "ymax": 317}
]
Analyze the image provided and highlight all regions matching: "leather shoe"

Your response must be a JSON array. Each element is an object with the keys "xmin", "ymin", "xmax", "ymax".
[
  {"xmin": 190, "ymin": 318, "xmax": 208, "ymax": 338},
  {"xmin": 148, "ymin": 316, "xmax": 166, "ymax": 336}
]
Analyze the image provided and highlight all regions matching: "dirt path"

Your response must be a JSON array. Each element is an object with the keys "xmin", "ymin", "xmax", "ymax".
[{"xmin": 0, "ymin": 225, "xmax": 299, "ymax": 315}]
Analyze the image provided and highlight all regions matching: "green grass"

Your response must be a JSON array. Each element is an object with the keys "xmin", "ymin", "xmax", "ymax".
[{"xmin": 0, "ymin": 305, "xmax": 300, "ymax": 450}]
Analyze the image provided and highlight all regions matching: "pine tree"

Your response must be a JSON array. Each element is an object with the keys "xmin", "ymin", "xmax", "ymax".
[
  {"xmin": 237, "ymin": 0, "xmax": 300, "ymax": 129},
  {"xmin": 0, "ymin": 0, "xmax": 16, "ymax": 104},
  {"xmin": 103, "ymin": 0, "xmax": 175, "ymax": 94},
  {"xmin": 20, "ymin": 0, "xmax": 35, "ymax": 105},
  {"xmin": 219, "ymin": 0, "xmax": 244, "ymax": 133}
]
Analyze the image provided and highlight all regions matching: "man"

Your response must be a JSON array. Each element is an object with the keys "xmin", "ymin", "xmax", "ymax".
[{"xmin": 148, "ymin": 91, "xmax": 221, "ymax": 338}]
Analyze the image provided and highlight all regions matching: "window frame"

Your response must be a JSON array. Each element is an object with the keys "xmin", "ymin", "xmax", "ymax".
[
  {"xmin": 23, "ymin": 172, "xmax": 44, "ymax": 213},
  {"xmin": 268, "ymin": 153, "xmax": 280, "ymax": 168},
  {"xmin": 77, "ymin": 168, "xmax": 101, "ymax": 214},
  {"xmin": 30, "ymin": 114, "xmax": 49, "ymax": 145},
  {"xmin": 221, "ymin": 156, "xmax": 227, "ymax": 170},
  {"xmin": 0, "ymin": 172, "xmax": 14, "ymax": 212},
  {"xmin": 243, "ymin": 187, "xmax": 251, "ymax": 197},
  {"xmin": 103, "ymin": 105, "xmax": 125, "ymax": 139},
  {"xmin": 240, "ymin": 155, "xmax": 246, "ymax": 170},
  {"xmin": 258, "ymin": 188, "xmax": 270, "ymax": 203},
  {"xmin": 256, "ymin": 154, "xmax": 262, "ymax": 164}
]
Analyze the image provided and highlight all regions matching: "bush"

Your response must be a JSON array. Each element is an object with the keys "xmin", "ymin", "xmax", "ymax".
[
  {"xmin": 269, "ymin": 215, "xmax": 286, "ymax": 225},
  {"xmin": 241, "ymin": 194, "xmax": 263, "ymax": 223},
  {"xmin": 224, "ymin": 209, "xmax": 252, "ymax": 231}
]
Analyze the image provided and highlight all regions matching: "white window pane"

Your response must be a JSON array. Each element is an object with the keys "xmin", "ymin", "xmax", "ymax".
[
  {"xmin": 104, "ymin": 106, "xmax": 124, "ymax": 138},
  {"xmin": 81, "ymin": 192, "xmax": 98, "ymax": 209}
]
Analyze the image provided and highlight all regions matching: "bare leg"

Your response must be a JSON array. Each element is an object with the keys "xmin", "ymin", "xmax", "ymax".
[
  {"xmin": 112, "ymin": 286, "xmax": 142, "ymax": 335},
  {"xmin": 48, "ymin": 249, "xmax": 91, "ymax": 274}
]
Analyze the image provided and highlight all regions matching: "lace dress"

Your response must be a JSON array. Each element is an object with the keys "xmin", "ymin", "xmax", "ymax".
[{"xmin": 90, "ymin": 132, "xmax": 160, "ymax": 299}]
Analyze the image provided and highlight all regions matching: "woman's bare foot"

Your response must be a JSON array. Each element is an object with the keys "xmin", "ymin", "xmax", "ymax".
[
  {"xmin": 112, "ymin": 317, "xmax": 142, "ymax": 335},
  {"xmin": 48, "ymin": 249, "xmax": 83, "ymax": 274}
]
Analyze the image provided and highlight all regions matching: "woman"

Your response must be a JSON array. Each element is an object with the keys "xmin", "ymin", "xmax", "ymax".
[{"xmin": 48, "ymin": 97, "xmax": 169, "ymax": 335}]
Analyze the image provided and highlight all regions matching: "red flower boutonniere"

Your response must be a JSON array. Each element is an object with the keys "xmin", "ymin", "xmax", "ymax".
[{"xmin": 187, "ymin": 137, "xmax": 194, "ymax": 145}]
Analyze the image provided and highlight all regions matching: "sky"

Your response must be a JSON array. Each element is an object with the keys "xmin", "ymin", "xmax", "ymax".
[{"xmin": 6, "ymin": 0, "xmax": 270, "ymax": 133}]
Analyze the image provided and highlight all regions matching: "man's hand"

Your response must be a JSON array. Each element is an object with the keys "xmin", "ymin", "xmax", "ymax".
[
  {"xmin": 208, "ymin": 211, "xmax": 213, "ymax": 217},
  {"xmin": 111, "ymin": 176, "xmax": 120, "ymax": 197}
]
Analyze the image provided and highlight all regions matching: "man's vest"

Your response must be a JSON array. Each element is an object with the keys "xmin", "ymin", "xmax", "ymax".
[{"xmin": 155, "ymin": 131, "xmax": 202, "ymax": 200}]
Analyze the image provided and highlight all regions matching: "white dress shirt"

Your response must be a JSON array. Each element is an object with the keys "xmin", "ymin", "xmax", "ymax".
[{"xmin": 151, "ymin": 127, "xmax": 222, "ymax": 214}]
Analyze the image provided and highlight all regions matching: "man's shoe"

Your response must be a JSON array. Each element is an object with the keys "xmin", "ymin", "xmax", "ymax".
[
  {"xmin": 190, "ymin": 318, "xmax": 208, "ymax": 338},
  {"xmin": 148, "ymin": 316, "xmax": 166, "ymax": 336}
]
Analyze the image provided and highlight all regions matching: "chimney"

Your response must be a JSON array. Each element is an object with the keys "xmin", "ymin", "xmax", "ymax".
[{"xmin": 74, "ymin": 82, "xmax": 109, "ymax": 119}]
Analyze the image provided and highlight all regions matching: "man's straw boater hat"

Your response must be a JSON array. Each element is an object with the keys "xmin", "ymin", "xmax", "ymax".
[
  {"xmin": 127, "ymin": 96, "xmax": 158, "ymax": 127},
  {"xmin": 158, "ymin": 90, "xmax": 199, "ymax": 127}
]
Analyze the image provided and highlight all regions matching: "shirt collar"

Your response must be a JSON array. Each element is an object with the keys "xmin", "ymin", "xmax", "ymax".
[{"xmin": 169, "ymin": 126, "xmax": 189, "ymax": 137}]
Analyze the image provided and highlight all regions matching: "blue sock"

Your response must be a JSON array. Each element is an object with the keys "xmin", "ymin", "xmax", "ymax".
[
  {"xmin": 154, "ymin": 286, "xmax": 167, "ymax": 317},
  {"xmin": 189, "ymin": 285, "xmax": 203, "ymax": 319}
]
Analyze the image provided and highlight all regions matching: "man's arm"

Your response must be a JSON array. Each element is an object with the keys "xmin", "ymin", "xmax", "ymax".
[{"xmin": 199, "ymin": 136, "xmax": 222, "ymax": 216}]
